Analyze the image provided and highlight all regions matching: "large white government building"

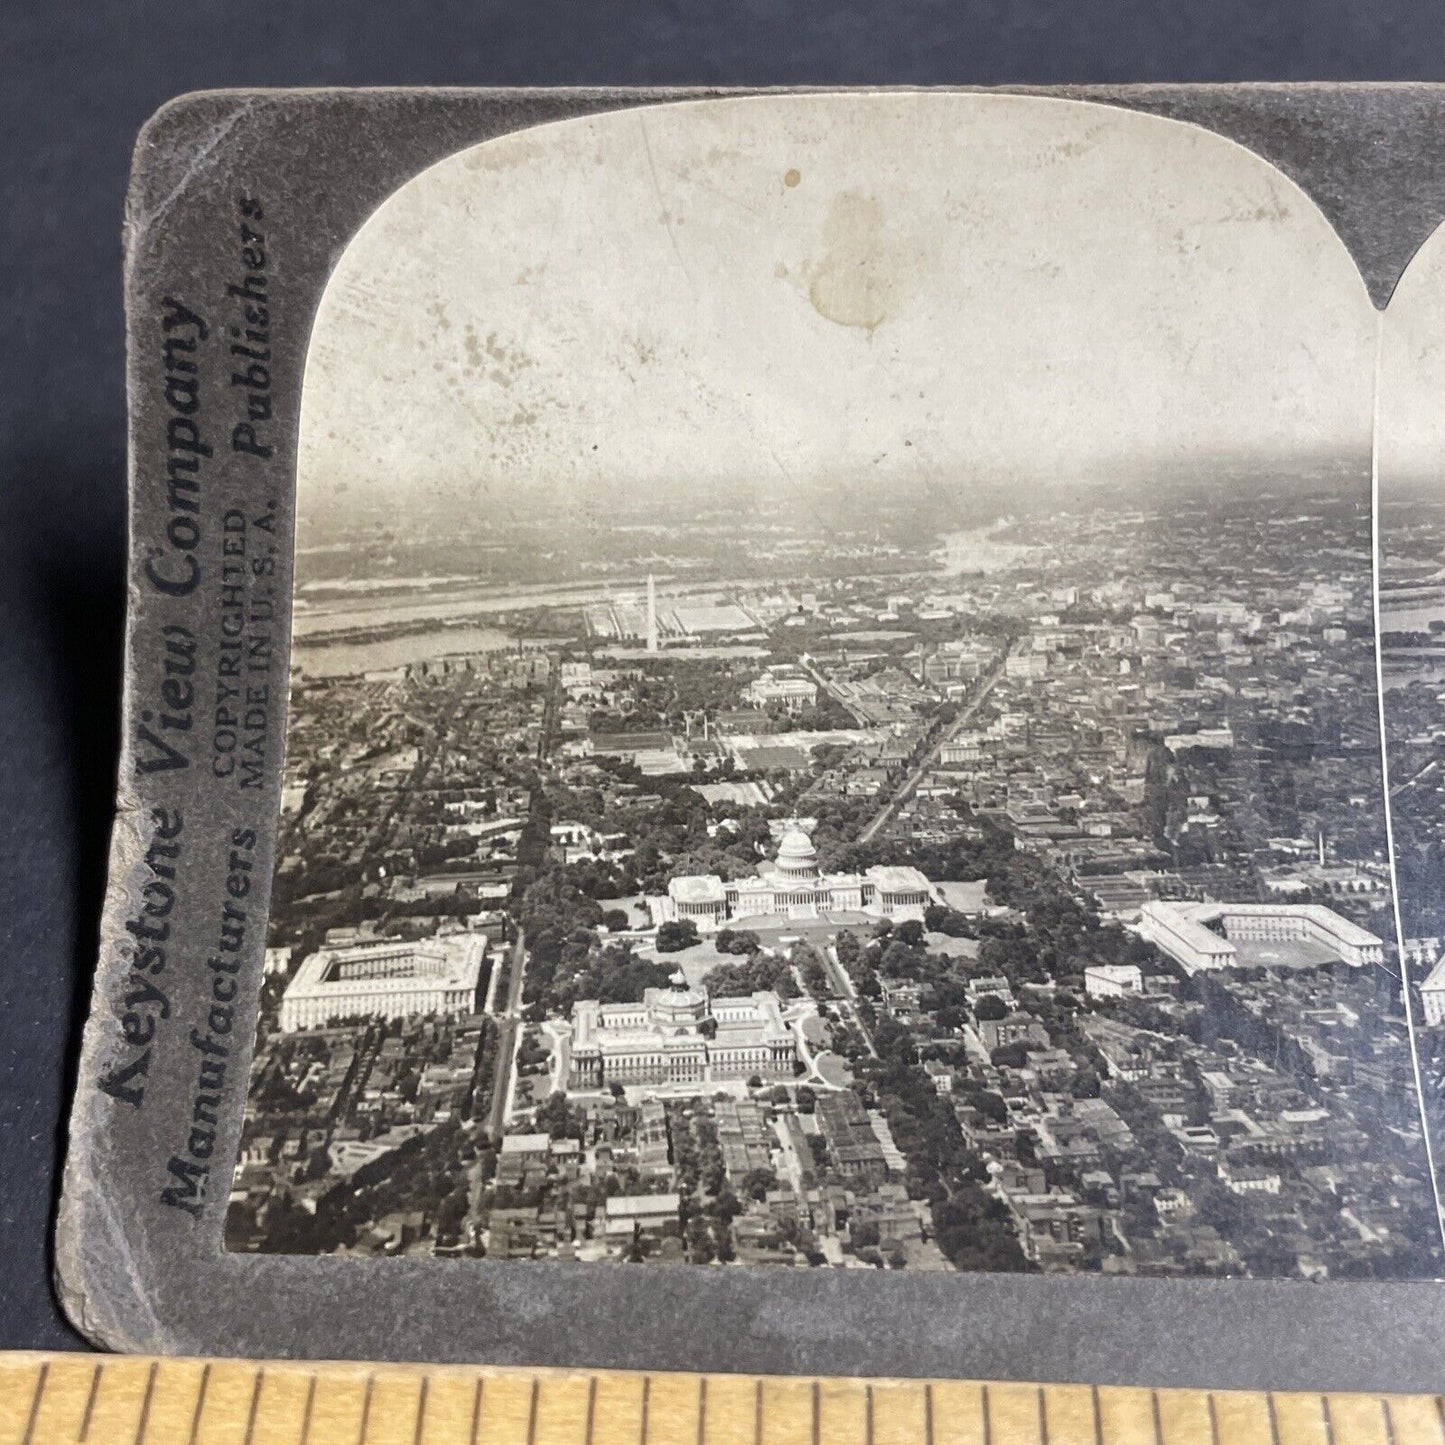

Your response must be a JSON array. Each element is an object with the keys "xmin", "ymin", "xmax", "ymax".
[
  {"xmin": 1420, "ymin": 953, "xmax": 1445, "ymax": 1026},
  {"xmin": 278, "ymin": 934, "xmax": 489, "ymax": 1032},
  {"xmin": 650, "ymin": 826, "xmax": 934, "ymax": 932},
  {"xmin": 1137, "ymin": 900, "xmax": 1383, "ymax": 975},
  {"xmin": 569, "ymin": 986, "xmax": 797, "ymax": 1089}
]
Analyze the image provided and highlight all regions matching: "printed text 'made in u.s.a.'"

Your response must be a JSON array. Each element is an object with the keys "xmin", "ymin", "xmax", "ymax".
[{"xmin": 213, "ymin": 190, "xmax": 280, "ymax": 789}]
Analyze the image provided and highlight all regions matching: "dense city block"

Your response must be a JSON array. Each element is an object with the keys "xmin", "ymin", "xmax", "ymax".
[
  {"xmin": 228, "ymin": 481, "xmax": 1439, "ymax": 1277},
  {"xmin": 1379, "ymin": 494, "xmax": 1445, "ymax": 1215}
]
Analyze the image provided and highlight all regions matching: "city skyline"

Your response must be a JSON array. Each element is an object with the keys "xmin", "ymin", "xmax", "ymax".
[{"xmin": 231, "ymin": 478, "xmax": 1444, "ymax": 1276}]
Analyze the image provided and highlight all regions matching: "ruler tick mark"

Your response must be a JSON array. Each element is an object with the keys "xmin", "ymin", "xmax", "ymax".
[
  {"xmin": 925, "ymin": 1383, "xmax": 935, "ymax": 1445},
  {"xmin": 19, "ymin": 1360, "xmax": 46, "ymax": 1445},
  {"xmin": 1267, "ymin": 1393, "xmax": 1282, "ymax": 1445},
  {"xmin": 982, "ymin": 1384, "xmax": 992, "ymax": 1445},
  {"xmin": 300, "ymin": 1374, "xmax": 318, "ymax": 1445},
  {"xmin": 1039, "ymin": 1387, "xmax": 1051, "ymax": 1445},
  {"xmin": 79, "ymin": 1362, "xmax": 103, "ymax": 1443},
  {"xmin": 811, "ymin": 1381, "xmax": 820, "ymax": 1445},
  {"xmin": 866, "ymin": 1383, "xmax": 874, "ymax": 1445},
  {"xmin": 527, "ymin": 1376, "xmax": 540, "ymax": 1445},
  {"xmin": 1090, "ymin": 1386, "xmax": 1102, "ymax": 1445},
  {"xmin": 1150, "ymin": 1391, "xmax": 1163, "ymax": 1445},
  {"xmin": 414, "ymin": 1375, "xmax": 429, "ymax": 1445},
  {"xmin": 1322, "ymin": 1395, "xmax": 1336, "ymax": 1445},
  {"xmin": 640, "ymin": 1375, "xmax": 651, "ymax": 1445},
  {"xmin": 358, "ymin": 1374, "xmax": 376, "ymax": 1445},
  {"xmin": 243, "ymin": 1368, "xmax": 264, "ymax": 1445},
  {"xmin": 188, "ymin": 1363, "xmax": 212, "ymax": 1445},
  {"xmin": 135, "ymin": 1362, "xmax": 159, "ymax": 1445},
  {"xmin": 696, "ymin": 1376, "xmax": 706, "ymax": 1445},
  {"xmin": 585, "ymin": 1377, "xmax": 597, "ymax": 1445},
  {"xmin": 754, "ymin": 1379, "xmax": 763, "ymax": 1445},
  {"xmin": 469, "ymin": 1377, "xmax": 484, "ymax": 1445},
  {"xmin": 1383, "ymin": 1397, "xmax": 1397, "ymax": 1445},
  {"xmin": 1207, "ymin": 1393, "xmax": 1220, "ymax": 1445}
]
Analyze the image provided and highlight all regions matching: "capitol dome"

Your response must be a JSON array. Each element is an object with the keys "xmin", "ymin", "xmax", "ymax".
[{"xmin": 775, "ymin": 827, "xmax": 820, "ymax": 880}]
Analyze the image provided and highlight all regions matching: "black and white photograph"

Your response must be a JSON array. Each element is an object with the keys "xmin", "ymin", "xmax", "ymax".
[
  {"xmin": 1375, "ymin": 221, "xmax": 1445, "ymax": 1215},
  {"xmin": 222, "ymin": 93, "xmax": 1441, "ymax": 1279}
]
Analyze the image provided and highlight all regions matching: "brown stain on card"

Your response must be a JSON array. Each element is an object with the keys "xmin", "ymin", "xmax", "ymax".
[{"xmin": 805, "ymin": 190, "xmax": 895, "ymax": 334}]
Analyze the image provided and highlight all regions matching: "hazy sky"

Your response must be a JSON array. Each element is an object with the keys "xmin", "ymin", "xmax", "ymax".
[
  {"xmin": 299, "ymin": 93, "xmax": 1378, "ymax": 525},
  {"xmin": 1380, "ymin": 224, "xmax": 1445, "ymax": 498}
]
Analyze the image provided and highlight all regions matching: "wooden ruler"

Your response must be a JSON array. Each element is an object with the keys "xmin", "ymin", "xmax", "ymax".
[{"xmin": 1, "ymin": 1354, "xmax": 1442, "ymax": 1445}]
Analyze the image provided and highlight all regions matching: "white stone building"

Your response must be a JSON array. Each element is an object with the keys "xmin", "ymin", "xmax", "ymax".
[
  {"xmin": 278, "ymin": 934, "xmax": 488, "ymax": 1032},
  {"xmin": 745, "ymin": 668, "xmax": 818, "ymax": 712},
  {"xmin": 652, "ymin": 826, "xmax": 933, "ymax": 931},
  {"xmin": 1421, "ymin": 954, "xmax": 1445, "ymax": 1026},
  {"xmin": 1083, "ymin": 963, "xmax": 1144, "ymax": 999},
  {"xmin": 1137, "ymin": 900, "xmax": 1383, "ymax": 974},
  {"xmin": 568, "ymin": 987, "xmax": 796, "ymax": 1089}
]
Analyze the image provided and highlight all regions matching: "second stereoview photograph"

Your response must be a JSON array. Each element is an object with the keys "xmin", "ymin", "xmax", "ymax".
[{"xmin": 223, "ymin": 93, "xmax": 1445, "ymax": 1280}]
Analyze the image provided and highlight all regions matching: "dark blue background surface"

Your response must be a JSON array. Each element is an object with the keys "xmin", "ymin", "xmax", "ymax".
[{"xmin": 4, "ymin": 1, "xmax": 1445, "ymax": 1353}]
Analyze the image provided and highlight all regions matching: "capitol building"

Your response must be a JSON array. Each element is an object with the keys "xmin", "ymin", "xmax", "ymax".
[{"xmin": 650, "ymin": 826, "xmax": 935, "ymax": 933}]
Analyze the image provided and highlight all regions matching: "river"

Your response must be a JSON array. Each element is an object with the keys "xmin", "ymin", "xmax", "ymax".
[{"xmin": 293, "ymin": 626, "xmax": 515, "ymax": 678}]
